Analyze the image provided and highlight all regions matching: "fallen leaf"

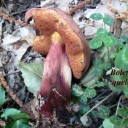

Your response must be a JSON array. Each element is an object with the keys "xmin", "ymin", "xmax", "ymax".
[
  {"xmin": 56, "ymin": 0, "xmax": 72, "ymax": 12},
  {"xmin": 0, "ymin": 119, "xmax": 6, "ymax": 127},
  {"xmin": 40, "ymin": 0, "xmax": 57, "ymax": 7},
  {"xmin": 84, "ymin": 26, "xmax": 97, "ymax": 39},
  {"xmin": 2, "ymin": 27, "xmax": 35, "ymax": 45},
  {"xmin": 80, "ymin": 115, "xmax": 92, "ymax": 127},
  {"xmin": 73, "ymin": 12, "xmax": 86, "ymax": 29},
  {"xmin": 2, "ymin": 27, "xmax": 36, "ymax": 61},
  {"xmin": 24, "ymin": 98, "xmax": 39, "ymax": 118},
  {"xmin": 110, "ymin": 0, "xmax": 127, "ymax": 12},
  {"xmin": 121, "ymin": 22, "xmax": 128, "ymax": 37},
  {"xmin": 83, "ymin": 3, "xmax": 113, "ymax": 36}
]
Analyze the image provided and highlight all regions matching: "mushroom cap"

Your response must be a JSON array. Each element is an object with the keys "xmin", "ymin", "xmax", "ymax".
[{"xmin": 25, "ymin": 8, "xmax": 91, "ymax": 79}]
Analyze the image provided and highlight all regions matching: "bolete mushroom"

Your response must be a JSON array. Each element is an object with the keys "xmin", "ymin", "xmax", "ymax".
[{"xmin": 25, "ymin": 8, "xmax": 91, "ymax": 117}]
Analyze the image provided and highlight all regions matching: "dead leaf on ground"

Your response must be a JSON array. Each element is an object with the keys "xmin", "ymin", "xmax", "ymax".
[
  {"xmin": 56, "ymin": 0, "xmax": 72, "ymax": 12},
  {"xmin": 73, "ymin": 11, "xmax": 85, "ymax": 29},
  {"xmin": 40, "ymin": 0, "xmax": 57, "ymax": 7},
  {"xmin": 1, "ymin": 27, "xmax": 36, "ymax": 61}
]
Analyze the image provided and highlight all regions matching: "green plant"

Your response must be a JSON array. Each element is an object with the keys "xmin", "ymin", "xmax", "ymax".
[
  {"xmin": 0, "ymin": 85, "xmax": 32, "ymax": 128},
  {"xmin": 103, "ymin": 96, "xmax": 128, "ymax": 128},
  {"xmin": 71, "ymin": 13, "xmax": 128, "ymax": 127},
  {"xmin": 19, "ymin": 13, "xmax": 128, "ymax": 127}
]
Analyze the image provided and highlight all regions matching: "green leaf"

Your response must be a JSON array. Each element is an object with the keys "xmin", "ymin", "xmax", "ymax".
[
  {"xmin": 90, "ymin": 13, "xmax": 103, "ymax": 20},
  {"xmin": 79, "ymin": 94, "xmax": 87, "ymax": 105},
  {"xmin": 118, "ymin": 108, "xmax": 128, "ymax": 117},
  {"xmin": 103, "ymin": 35, "xmax": 117, "ymax": 47},
  {"xmin": 104, "ymin": 62, "xmax": 111, "ymax": 70},
  {"xmin": 120, "ymin": 34, "xmax": 127, "ymax": 43},
  {"xmin": 108, "ymin": 82, "xmax": 123, "ymax": 93},
  {"xmin": 0, "ymin": 85, "xmax": 5, "ymax": 106},
  {"xmin": 123, "ymin": 85, "xmax": 128, "ymax": 96},
  {"xmin": 19, "ymin": 62, "xmax": 43, "ymax": 96},
  {"xmin": 18, "ymin": 124, "xmax": 31, "ymax": 128},
  {"xmin": 103, "ymin": 14, "xmax": 114, "ymax": 26},
  {"xmin": 115, "ymin": 44, "xmax": 128, "ymax": 71},
  {"xmin": 6, "ymin": 119, "xmax": 31, "ymax": 128},
  {"xmin": 80, "ymin": 67, "xmax": 96, "ymax": 87},
  {"xmin": 95, "ymin": 82, "xmax": 106, "ymax": 87},
  {"xmin": 110, "ymin": 70, "xmax": 123, "ymax": 85},
  {"xmin": 10, "ymin": 113, "xmax": 30, "ymax": 120},
  {"xmin": 103, "ymin": 118, "xmax": 114, "ymax": 128},
  {"xmin": 89, "ymin": 37, "xmax": 102, "ymax": 49},
  {"xmin": 94, "ymin": 59, "xmax": 104, "ymax": 77},
  {"xmin": 84, "ymin": 88, "xmax": 96, "ymax": 98},
  {"xmin": 117, "ymin": 40, "xmax": 124, "ymax": 50},
  {"xmin": 109, "ymin": 116, "xmax": 122, "ymax": 126},
  {"xmin": 1, "ymin": 108, "xmax": 20, "ymax": 118},
  {"xmin": 109, "ymin": 52, "xmax": 117, "ymax": 59},
  {"xmin": 97, "ymin": 28, "xmax": 108, "ymax": 40},
  {"xmin": 98, "ymin": 105, "xmax": 110, "ymax": 119},
  {"xmin": 79, "ymin": 104, "xmax": 90, "ymax": 115},
  {"xmin": 122, "ymin": 118, "xmax": 128, "ymax": 127},
  {"xmin": 6, "ymin": 121, "xmax": 16, "ymax": 128},
  {"xmin": 72, "ymin": 84, "xmax": 83, "ymax": 97},
  {"xmin": 17, "ymin": 123, "xmax": 32, "ymax": 128},
  {"xmin": 90, "ymin": 111, "xmax": 99, "ymax": 119}
]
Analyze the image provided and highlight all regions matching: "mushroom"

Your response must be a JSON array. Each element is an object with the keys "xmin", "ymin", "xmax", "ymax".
[{"xmin": 25, "ymin": 8, "xmax": 91, "ymax": 117}]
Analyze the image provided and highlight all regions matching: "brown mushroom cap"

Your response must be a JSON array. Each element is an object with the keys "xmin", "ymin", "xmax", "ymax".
[{"xmin": 25, "ymin": 8, "xmax": 91, "ymax": 79}]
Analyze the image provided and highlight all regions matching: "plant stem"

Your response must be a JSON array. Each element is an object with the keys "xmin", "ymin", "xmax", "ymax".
[
  {"xmin": 99, "ymin": 124, "xmax": 103, "ymax": 128},
  {"xmin": 107, "ymin": 47, "xmax": 110, "ymax": 62},
  {"xmin": 80, "ymin": 92, "xmax": 114, "ymax": 120},
  {"xmin": 109, "ymin": 103, "xmax": 117, "ymax": 109},
  {"xmin": 69, "ymin": 0, "xmax": 91, "ymax": 15},
  {"xmin": 4, "ymin": 70, "xmax": 20, "ymax": 77},
  {"xmin": 115, "ymin": 95, "xmax": 122, "ymax": 116},
  {"xmin": 88, "ymin": 91, "xmax": 106, "ymax": 104}
]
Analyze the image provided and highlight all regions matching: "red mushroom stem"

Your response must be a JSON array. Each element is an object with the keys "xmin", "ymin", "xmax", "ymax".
[{"xmin": 40, "ymin": 32, "xmax": 71, "ymax": 117}]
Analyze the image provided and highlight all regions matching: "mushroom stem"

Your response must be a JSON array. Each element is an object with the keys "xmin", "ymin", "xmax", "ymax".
[{"xmin": 40, "ymin": 32, "xmax": 71, "ymax": 117}]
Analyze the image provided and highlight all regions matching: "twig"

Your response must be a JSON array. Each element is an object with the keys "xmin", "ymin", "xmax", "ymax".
[
  {"xmin": 0, "ymin": 12, "xmax": 35, "ymax": 28},
  {"xmin": 115, "ymin": 95, "xmax": 122, "ymax": 116},
  {"xmin": 122, "ymin": 10, "xmax": 128, "ymax": 16},
  {"xmin": 88, "ymin": 91, "xmax": 106, "ymax": 104},
  {"xmin": 108, "ymin": 5, "xmax": 128, "ymax": 19},
  {"xmin": 1, "ymin": 0, "xmax": 91, "ymax": 28},
  {"xmin": 109, "ymin": 103, "xmax": 117, "ymax": 109},
  {"xmin": 0, "ymin": 76, "xmax": 35, "ymax": 119},
  {"xmin": 12, "ymin": 9, "xmax": 28, "ymax": 15},
  {"xmin": 69, "ymin": 0, "xmax": 91, "ymax": 15},
  {"xmin": 80, "ymin": 92, "xmax": 114, "ymax": 120},
  {"xmin": 4, "ymin": 70, "xmax": 20, "ymax": 77},
  {"xmin": 108, "ymin": 5, "xmax": 118, "ymax": 13}
]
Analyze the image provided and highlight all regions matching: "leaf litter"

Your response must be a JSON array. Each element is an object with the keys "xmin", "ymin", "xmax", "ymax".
[{"xmin": 1, "ymin": 0, "xmax": 128, "ymax": 127}]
